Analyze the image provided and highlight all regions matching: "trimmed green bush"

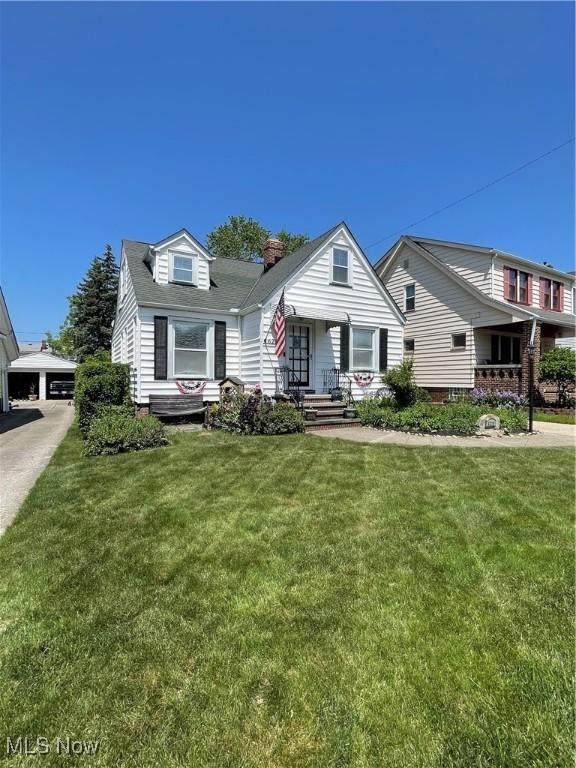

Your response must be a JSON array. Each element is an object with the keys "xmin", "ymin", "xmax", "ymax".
[
  {"xmin": 209, "ymin": 389, "xmax": 304, "ymax": 435},
  {"xmin": 258, "ymin": 402, "xmax": 305, "ymax": 435},
  {"xmin": 357, "ymin": 401, "xmax": 528, "ymax": 434},
  {"xmin": 382, "ymin": 360, "xmax": 423, "ymax": 407},
  {"xmin": 75, "ymin": 359, "xmax": 132, "ymax": 435},
  {"xmin": 85, "ymin": 409, "xmax": 167, "ymax": 456}
]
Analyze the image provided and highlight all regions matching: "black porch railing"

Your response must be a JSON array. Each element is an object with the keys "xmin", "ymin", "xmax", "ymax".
[
  {"xmin": 322, "ymin": 368, "xmax": 354, "ymax": 404},
  {"xmin": 274, "ymin": 366, "xmax": 305, "ymax": 411}
]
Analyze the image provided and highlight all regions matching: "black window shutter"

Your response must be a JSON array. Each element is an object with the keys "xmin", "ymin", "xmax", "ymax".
[
  {"xmin": 340, "ymin": 325, "xmax": 350, "ymax": 372},
  {"xmin": 214, "ymin": 321, "xmax": 226, "ymax": 380},
  {"xmin": 154, "ymin": 316, "xmax": 168, "ymax": 380},
  {"xmin": 379, "ymin": 328, "xmax": 389, "ymax": 372}
]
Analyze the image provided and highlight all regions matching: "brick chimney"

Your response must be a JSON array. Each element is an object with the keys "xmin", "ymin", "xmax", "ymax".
[
  {"xmin": 263, "ymin": 238, "xmax": 284, "ymax": 271},
  {"xmin": 40, "ymin": 339, "xmax": 48, "ymax": 351}
]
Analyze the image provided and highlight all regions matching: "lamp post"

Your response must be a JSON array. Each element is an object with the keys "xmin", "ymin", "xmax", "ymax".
[{"xmin": 527, "ymin": 341, "xmax": 534, "ymax": 433}]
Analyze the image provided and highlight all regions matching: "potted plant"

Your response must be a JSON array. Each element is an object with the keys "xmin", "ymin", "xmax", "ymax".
[
  {"xmin": 343, "ymin": 407, "xmax": 357, "ymax": 419},
  {"xmin": 28, "ymin": 382, "xmax": 38, "ymax": 401}
]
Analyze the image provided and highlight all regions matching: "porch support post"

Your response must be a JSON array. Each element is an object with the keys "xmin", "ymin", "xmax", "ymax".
[
  {"xmin": 39, "ymin": 371, "xmax": 47, "ymax": 400},
  {"xmin": 520, "ymin": 320, "xmax": 541, "ymax": 396}
]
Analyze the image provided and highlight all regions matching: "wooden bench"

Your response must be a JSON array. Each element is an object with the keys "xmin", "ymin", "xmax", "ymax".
[{"xmin": 149, "ymin": 394, "xmax": 207, "ymax": 419}]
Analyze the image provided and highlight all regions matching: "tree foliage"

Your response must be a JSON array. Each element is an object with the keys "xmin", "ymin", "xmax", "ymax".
[
  {"xmin": 206, "ymin": 215, "xmax": 308, "ymax": 262},
  {"xmin": 55, "ymin": 245, "xmax": 119, "ymax": 362},
  {"xmin": 539, "ymin": 346, "xmax": 576, "ymax": 405}
]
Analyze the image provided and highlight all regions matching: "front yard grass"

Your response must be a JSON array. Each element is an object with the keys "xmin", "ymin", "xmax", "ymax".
[
  {"xmin": 0, "ymin": 428, "xmax": 573, "ymax": 767},
  {"xmin": 533, "ymin": 410, "xmax": 576, "ymax": 425}
]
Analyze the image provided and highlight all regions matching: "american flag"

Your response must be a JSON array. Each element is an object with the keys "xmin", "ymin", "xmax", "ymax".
[{"xmin": 273, "ymin": 290, "xmax": 286, "ymax": 358}]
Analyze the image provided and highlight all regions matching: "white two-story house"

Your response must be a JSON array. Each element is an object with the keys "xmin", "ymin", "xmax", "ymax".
[
  {"xmin": 112, "ymin": 222, "xmax": 404, "ymax": 413},
  {"xmin": 377, "ymin": 235, "xmax": 575, "ymax": 402}
]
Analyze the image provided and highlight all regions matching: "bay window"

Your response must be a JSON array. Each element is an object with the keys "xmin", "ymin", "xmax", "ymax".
[
  {"xmin": 351, "ymin": 328, "xmax": 375, "ymax": 369},
  {"xmin": 173, "ymin": 321, "xmax": 208, "ymax": 377}
]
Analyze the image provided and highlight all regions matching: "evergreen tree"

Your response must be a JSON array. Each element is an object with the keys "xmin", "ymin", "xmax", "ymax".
[{"xmin": 60, "ymin": 245, "xmax": 119, "ymax": 361}]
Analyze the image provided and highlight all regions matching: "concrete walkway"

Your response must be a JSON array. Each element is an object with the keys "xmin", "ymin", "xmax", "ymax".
[
  {"xmin": 0, "ymin": 402, "xmax": 74, "ymax": 534},
  {"xmin": 312, "ymin": 420, "xmax": 576, "ymax": 449}
]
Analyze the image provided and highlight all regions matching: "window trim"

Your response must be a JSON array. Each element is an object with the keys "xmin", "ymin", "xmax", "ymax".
[
  {"xmin": 169, "ymin": 317, "xmax": 213, "ymax": 380},
  {"xmin": 540, "ymin": 278, "xmax": 563, "ymax": 312},
  {"xmin": 504, "ymin": 266, "xmax": 532, "ymax": 305},
  {"xmin": 169, "ymin": 250, "xmax": 197, "ymax": 285},
  {"xmin": 351, "ymin": 326, "xmax": 376, "ymax": 371},
  {"xmin": 330, "ymin": 247, "xmax": 351, "ymax": 286},
  {"xmin": 120, "ymin": 259, "xmax": 128, "ymax": 300},
  {"xmin": 451, "ymin": 333, "xmax": 467, "ymax": 351},
  {"xmin": 404, "ymin": 283, "xmax": 416, "ymax": 312}
]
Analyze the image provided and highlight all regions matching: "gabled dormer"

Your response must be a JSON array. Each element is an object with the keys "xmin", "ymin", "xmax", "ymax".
[{"xmin": 149, "ymin": 229, "xmax": 215, "ymax": 290}]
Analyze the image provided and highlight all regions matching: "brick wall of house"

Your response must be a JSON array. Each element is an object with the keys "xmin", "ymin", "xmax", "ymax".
[{"xmin": 473, "ymin": 368, "xmax": 522, "ymax": 394}]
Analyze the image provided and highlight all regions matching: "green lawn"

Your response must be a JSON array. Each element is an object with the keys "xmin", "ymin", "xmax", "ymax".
[
  {"xmin": 0, "ymin": 428, "xmax": 573, "ymax": 768},
  {"xmin": 533, "ymin": 410, "xmax": 576, "ymax": 425}
]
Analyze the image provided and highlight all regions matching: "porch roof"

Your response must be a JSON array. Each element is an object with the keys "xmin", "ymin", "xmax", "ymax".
[{"xmin": 285, "ymin": 303, "xmax": 350, "ymax": 325}]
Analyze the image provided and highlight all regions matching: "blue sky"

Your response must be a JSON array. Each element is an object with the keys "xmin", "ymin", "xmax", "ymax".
[{"xmin": 1, "ymin": 1, "xmax": 574, "ymax": 342}]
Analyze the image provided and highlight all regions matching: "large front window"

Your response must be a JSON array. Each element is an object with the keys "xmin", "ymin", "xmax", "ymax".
[
  {"xmin": 352, "ymin": 328, "xmax": 374, "ymax": 369},
  {"xmin": 173, "ymin": 321, "xmax": 208, "ymax": 377}
]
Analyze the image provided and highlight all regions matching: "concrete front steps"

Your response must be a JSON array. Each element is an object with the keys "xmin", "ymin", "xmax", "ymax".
[{"xmin": 301, "ymin": 393, "xmax": 361, "ymax": 432}]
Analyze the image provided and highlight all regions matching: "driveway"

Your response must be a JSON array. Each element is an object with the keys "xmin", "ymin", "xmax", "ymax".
[
  {"xmin": 312, "ymin": 420, "xmax": 576, "ymax": 448},
  {"xmin": 0, "ymin": 402, "xmax": 74, "ymax": 534}
]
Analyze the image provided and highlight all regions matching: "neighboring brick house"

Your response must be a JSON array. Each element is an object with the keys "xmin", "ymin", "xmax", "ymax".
[{"xmin": 376, "ymin": 236, "xmax": 575, "ymax": 402}]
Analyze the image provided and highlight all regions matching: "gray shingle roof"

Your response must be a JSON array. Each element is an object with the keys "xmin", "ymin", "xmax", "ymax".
[
  {"xmin": 123, "ymin": 222, "xmax": 346, "ymax": 313},
  {"xmin": 238, "ymin": 222, "xmax": 344, "ymax": 308},
  {"xmin": 123, "ymin": 240, "xmax": 262, "ymax": 312}
]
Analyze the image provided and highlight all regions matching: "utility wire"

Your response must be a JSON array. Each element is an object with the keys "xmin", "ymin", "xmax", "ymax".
[{"xmin": 366, "ymin": 137, "xmax": 575, "ymax": 250}]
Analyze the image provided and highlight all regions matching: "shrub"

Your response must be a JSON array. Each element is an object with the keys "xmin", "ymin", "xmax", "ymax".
[
  {"xmin": 499, "ymin": 409, "xmax": 528, "ymax": 431},
  {"xmin": 470, "ymin": 388, "xmax": 527, "ymax": 409},
  {"xmin": 382, "ymin": 360, "xmax": 420, "ymax": 407},
  {"xmin": 85, "ymin": 409, "xmax": 167, "ymax": 456},
  {"xmin": 358, "ymin": 401, "xmax": 528, "ymax": 434},
  {"xmin": 539, "ymin": 347, "xmax": 576, "ymax": 406},
  {"xmin": 75, "ymin": 359, "xmax": 132, "ymax": 435},
  {"xmin": 258, "ymin": 402, "xmax": 305, "ymax": 435},
  {"xmin": 209, "ymin": 389, "xmax": 304, "ymax": 435}
]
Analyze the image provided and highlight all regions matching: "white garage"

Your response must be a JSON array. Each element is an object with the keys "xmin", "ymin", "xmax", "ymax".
[{"xmin": 8, "ymin": 351, "xmax": 77, "ymax": 401}]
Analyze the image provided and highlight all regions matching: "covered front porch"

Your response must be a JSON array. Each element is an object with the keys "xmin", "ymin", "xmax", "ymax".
[
  {"xmin": 473, "ymin": 317, "xmax": 575, "ymax": 400},
  {"xmin": 273, "ymin": 305, "xmax": 352, "ymax": 397}
]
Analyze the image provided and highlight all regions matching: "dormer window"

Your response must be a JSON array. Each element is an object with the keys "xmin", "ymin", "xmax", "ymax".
[
  {"xmin": 332, "ymin": 248, "xmax": 350, "ymax": 285},
  {"xmin": 170, "ymin": 251, "xmax": 196, "ymax": 285}
]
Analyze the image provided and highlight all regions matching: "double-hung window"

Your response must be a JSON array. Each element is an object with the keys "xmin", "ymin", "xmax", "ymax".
[
  {"xmin": 351, "ymin": 328, "xmax": 374, "ymax": 369},
  {"xmin": 332, "ymin": 248, "xmax": 350, "ymax": 285},
  {"xmin": 405, "ymin": 283, "xmax": 415, "ymax": 311},
  {"xmin": 504, "ymin": 267, "xmax": 531, "ymax": 304},
  {"xmin": 540, "ymin": 278, "xmax": 563, "ymax": 311},
  {"xmin": 173, "ymin": 321, "xmax": 208, "ymax": 377},
  {"xmin": 170, "ymin": 251, "xmax": 195, "ymax": 284}
]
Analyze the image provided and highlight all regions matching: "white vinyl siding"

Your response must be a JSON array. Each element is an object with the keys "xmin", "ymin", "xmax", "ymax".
[
  {"xmin": 423, "ymin": 243, "xmax": 492, "ymax": 291},
  {"xmin": 258, "ymin": 228, "xmax": 403, "ymax": 398},
  {"xmin": 383, "ymin": 243, "xmax": 511, "ymax": 388},
  {"xmin": 137, "ymin": 307, "xmax": 240, "ymax": 403},
  {"xmin": 111, "ymin": 247, "xmax": 139, "ymax": 366},
  {"xmin": 240, "ymin": 309, "xmax": 262, "ymax": 387},
  {"xmin": 153, "ymin": 234, "xmax": 211, "ymax": 290}
]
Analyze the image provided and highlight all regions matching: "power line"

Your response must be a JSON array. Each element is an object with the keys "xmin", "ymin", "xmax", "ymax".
[{"xmin": 366, "ymin": 137, "xmax": 575, "ymax": 250}]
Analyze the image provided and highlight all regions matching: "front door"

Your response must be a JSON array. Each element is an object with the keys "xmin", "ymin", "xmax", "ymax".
[{"xmin": 287, "ymin": 324, "xmax": 312, "ymax": 387}]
